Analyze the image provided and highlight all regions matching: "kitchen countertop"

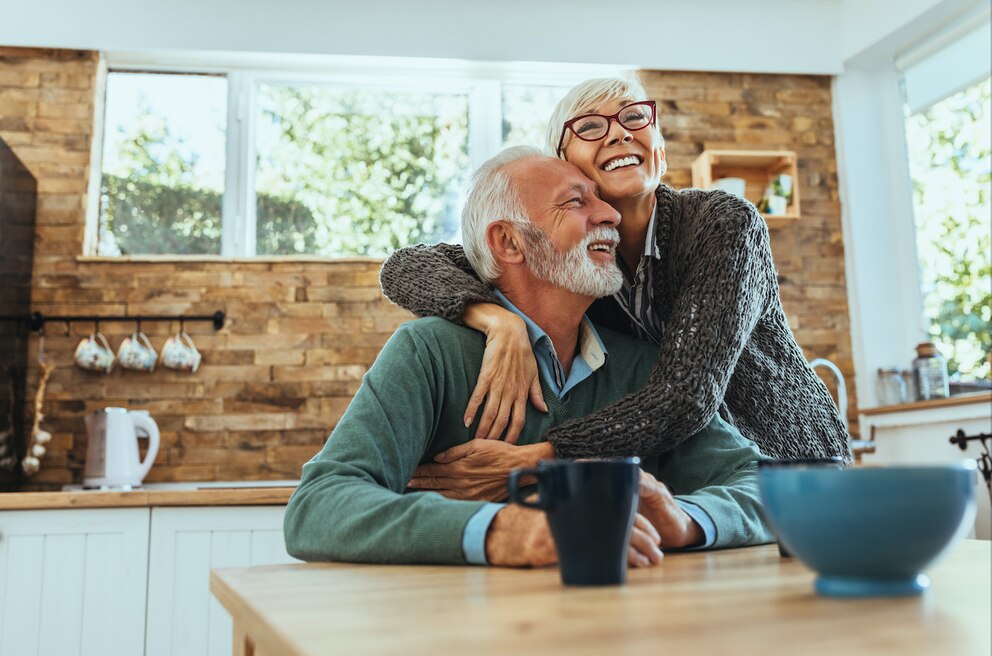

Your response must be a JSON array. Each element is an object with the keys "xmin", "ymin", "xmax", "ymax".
[
  {"xmin": 0, "ymin": 481, "xmax": 298, "ymax": 510},
  {"xmin": 860, "ymin": 391, "xmax": 991, "ymax": 416}
]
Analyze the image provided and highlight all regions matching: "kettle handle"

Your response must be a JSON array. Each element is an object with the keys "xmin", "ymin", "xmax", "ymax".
[{"xmin": 130, "ymin": 412, "xmax": 160, "ymax": 482}]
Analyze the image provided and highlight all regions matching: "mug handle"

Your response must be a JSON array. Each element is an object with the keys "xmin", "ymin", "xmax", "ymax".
[
  {"xmin": 507, "ymin": 467, "xmax": 546, "ymax": 510},
  {"xmin": 137, "ymin": 332, "xmax": 154, "ymax": 351},
  {"xmin": 94, "ymin": 332, "xmax": 112, "ymax": 352},
  {"xmin": 179, "ymin": 331, "xmax": 197, "ymax": 351}
]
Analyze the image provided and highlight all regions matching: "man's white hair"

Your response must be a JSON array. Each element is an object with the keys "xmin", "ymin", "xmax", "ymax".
[
  {"xmin": 461, "ymin": 145, "xmax": 543, "ymax": 283},
  {"xmin": 546, "ymin": 76, "xmax": 662, "ymax": 158}
]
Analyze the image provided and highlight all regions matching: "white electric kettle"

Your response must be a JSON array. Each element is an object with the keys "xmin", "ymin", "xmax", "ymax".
[{"xmin": 83, "ymin": 407, "xmax": 160, "ymax": 489}]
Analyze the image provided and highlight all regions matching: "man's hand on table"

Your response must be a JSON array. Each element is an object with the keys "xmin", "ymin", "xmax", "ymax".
[
  {"xmin": 485, "ymin": 505, "xmax": 664, "ymax": 568},
  {"xmin": 637, "ymin": 471, "xmax": 704, "ymax": 549},
  {"xmin": 409, "ymin": 440, "xmax": 555, "ymax": 502},
  {"xmin": 485, "ymin": 505, "xmax": 557, "ymax": 567}
]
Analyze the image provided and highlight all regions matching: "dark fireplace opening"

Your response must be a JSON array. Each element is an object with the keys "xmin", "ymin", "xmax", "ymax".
[{"xmin": 0, "ymin": 138, "xmax": 38, "ymax": 491}]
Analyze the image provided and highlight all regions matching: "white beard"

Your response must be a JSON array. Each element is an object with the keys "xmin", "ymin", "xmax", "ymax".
[{"xmin": 518, "ymin": 224, "xmax": 623, "ymax": 298}]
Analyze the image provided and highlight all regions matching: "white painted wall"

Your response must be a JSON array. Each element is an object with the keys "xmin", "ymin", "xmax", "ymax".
[
  {"xmin": 833, "ymin": 0, "xmax": 990, "ymax": 409},
  {"xmin": 833, "ymin": 66, "xmax": 925, "ymax": 409},
  {"xmin": 839, "ymin": 0, "xmax": 945, "ymax": 61},
  {"xmin": 1, "ymin": 0, "xmax": 844, "ymax": 74}
]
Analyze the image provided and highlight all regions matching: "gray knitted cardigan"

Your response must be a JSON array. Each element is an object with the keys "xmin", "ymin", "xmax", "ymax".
[{"xmin": 379, "ymin": 184, "xmax": 851, "ymax": 463}]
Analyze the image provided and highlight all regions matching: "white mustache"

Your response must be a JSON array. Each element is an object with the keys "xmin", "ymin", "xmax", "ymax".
[{"xmin": 580, "ymin": 227, "xmax": 620, "ymax": 250}]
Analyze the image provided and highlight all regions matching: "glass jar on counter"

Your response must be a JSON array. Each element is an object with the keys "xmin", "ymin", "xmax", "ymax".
[
  {"xmin": 912, "ymin": 342, "xmax": 950, "ymax": 401},
  {"xmin": 876, "ymin": 367, "xmax": 907, "ymax": 406}
]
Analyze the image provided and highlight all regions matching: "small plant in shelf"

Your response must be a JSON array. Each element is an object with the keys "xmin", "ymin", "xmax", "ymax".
[{"xmin": 757, "ymin": 174, "xmax": 793, "ymax": 215}]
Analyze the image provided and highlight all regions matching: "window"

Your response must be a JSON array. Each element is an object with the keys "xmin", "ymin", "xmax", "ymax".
[
  {"xmin": 254, "ymin": 84, "xmax": 469, "ymax": 257},
  {"xmin": 501, "ymin": 84, "xmax": 570, "ymax": 149},
  {"xmin": 904, "ymin": 77, "xmax": 991, "ymax": 381},
  {"xmin": 93, "ymin": 57, "xmax": 595, "ymax": 258},
  {"xmin": 99, "ymin": 72, "xmax": 227, "ymax": 256}
]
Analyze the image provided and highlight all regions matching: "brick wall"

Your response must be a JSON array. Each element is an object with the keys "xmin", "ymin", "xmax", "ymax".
[{"xmin": 0, "ymin": 48, "xmax": 856, "ymax": 490}]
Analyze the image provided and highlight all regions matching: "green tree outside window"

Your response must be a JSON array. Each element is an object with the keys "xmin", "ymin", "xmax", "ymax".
[{"xmin": 905, "ymin": 78, "xmax": 991, "ymax": 380}]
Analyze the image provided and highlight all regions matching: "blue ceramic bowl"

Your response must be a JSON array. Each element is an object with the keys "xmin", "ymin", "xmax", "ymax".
[{"xmin": 758, "ymin": 460, "xmax": 977, "ymax": 597}]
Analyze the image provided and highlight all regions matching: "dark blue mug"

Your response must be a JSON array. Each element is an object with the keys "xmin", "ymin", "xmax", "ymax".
[{"xmin": 507, "ymin": 457, "xmax": 640, "ymax": 586}]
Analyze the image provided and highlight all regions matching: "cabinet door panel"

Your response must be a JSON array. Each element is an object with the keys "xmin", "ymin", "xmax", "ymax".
[
  {"xmin": 146, "ymin": 506, "xmax": 297, "ymax": 656},
  {"xmin": 80, "ymin": 532, "xmax": 128, "ymax": 655},
  {"xmin": 0, "ymin": 534, "xmax": 45, "ymax": 656},
  {"xmin": 0, "ymin": 508, "xmax": 150, "ymax": 656},
  {"xmin": 206, "ymin": 531, "xmax": 252, "ymax": 656},
  {"xmin": 38, "ymin": 534, "xmax": 86, "ymax": 656}
]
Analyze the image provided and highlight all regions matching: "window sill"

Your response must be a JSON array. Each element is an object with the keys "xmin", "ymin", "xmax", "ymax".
[{"xmin": 76, "ymin": 255, "xmax": 386, "ymax": 264}]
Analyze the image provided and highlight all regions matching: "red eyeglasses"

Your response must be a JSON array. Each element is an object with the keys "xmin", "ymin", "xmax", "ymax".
[{"xmin": 556, "ymin": 101, "xmax": 657, "ymax": 158}]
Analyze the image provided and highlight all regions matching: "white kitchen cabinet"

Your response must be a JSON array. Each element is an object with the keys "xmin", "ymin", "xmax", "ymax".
[
  {"xmin": 144, "ymin": 506, "xmax": 298, "ymax": 656},
  {"xmin": 0, "ymin": 507, "xmax": 150, "ymax": 656},
  {"xmin": 860, "ymin": 396, "xmax": 992, "ymax": 540}
]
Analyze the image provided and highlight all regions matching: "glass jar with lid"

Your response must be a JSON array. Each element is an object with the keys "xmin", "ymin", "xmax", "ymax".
[
  {"xmin": 912, "ymin": 342, "xmax": 950, "ymax": 401},
  {"xmin": 876, "ymin": 367, "xmax": 907, "ymax": 406}
]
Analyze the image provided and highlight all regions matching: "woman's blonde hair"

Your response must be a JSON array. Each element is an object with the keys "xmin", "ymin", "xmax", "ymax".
[{"xmin": 546, "ymin": 76, "xmax": 660, "ymax": 159}]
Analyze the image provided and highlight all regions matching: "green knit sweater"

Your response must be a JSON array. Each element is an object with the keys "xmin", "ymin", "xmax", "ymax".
[{"xmin": 284, "ymin": 317, "xmax": 773, "ymax": 565}]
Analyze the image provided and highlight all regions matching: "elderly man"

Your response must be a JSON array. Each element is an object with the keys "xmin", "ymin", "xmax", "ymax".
[{"xmin": 284, "ymin": 147, "xmax": 772, "ymax": 567}]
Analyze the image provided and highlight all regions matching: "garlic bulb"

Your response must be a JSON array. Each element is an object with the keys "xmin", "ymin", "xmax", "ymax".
[
  {"xmin": 32, "ymin": 443, "xmax": 47, "ymax": 458},
  {"xmin": 34, "ymin": 430, "xmax": 52, "ymax": 444}
]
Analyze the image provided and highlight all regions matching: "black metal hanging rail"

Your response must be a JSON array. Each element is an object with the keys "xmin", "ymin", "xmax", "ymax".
[{"xmin": 0, "ymin": 310, "xmax": 225, "ymax": 332}]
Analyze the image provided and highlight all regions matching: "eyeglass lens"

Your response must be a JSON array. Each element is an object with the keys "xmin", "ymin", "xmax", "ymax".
[{"xmin": 572, "ymin": 103, "xmax": 654, "ymax": 141}]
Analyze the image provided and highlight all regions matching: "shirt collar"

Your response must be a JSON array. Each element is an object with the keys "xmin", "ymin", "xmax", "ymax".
[
  {"xmin": 493, "ymin": 289, "xmax": 608, "ymax": 371},
  {"xmin": 642, "ymin": 200, "xmax": 661, "ymax": 260}
]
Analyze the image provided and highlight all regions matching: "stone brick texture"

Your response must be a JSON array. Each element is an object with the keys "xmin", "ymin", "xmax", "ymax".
[{"xmin": 0, "ymin": 47, "xmax": 856, "ymax": 490}]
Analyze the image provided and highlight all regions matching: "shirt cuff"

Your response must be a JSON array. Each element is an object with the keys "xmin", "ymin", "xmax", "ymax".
[
  {"xmin": 675, "ymin": 499, "xmax": 717, "ymax": 550},
  {"xmin": 462, "ymin": 502, "xmax": 506, "ymax": 565}
]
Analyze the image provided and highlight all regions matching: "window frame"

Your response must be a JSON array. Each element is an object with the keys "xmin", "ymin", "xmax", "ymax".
[{"xmin": 87, "ymin": 51, "xmax": 623, "ymax": 259}]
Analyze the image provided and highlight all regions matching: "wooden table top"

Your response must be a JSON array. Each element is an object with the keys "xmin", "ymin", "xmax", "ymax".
[{"xmin": 210, "ymin": 541, "xmax": 991, "ymax": 656}]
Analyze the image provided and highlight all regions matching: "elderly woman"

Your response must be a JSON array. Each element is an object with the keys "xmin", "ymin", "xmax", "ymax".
[{"xmin": 380, "ymin": 77, "xmax": 849, "ymax": 497}]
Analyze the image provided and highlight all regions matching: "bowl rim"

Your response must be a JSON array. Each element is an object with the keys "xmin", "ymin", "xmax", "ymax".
[{"xmin": 758, "ymin": 459, "xmax": 977, "ymax": 472}]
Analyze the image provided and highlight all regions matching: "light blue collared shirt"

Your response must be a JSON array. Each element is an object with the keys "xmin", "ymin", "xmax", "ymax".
[
  {"xmin": 492, "ymin": 289, "xmax": 609, "ymax": 399},
  {"xmin": 461, "ymin": 292, "xmax": 715, "ymax": 564}
]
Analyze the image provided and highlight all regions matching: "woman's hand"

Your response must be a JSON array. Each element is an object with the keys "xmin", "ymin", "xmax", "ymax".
[
  {"xmin": 409, "ymin": 441, "xmax": 554, "ymax": 502},
  {"xmin": 462, "ymin": 303, "xmax": 548, "ymax": 444}
]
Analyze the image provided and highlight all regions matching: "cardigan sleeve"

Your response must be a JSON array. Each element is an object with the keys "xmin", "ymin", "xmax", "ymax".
[
  {"xmin": 547, "ymin": 192, "xmax": 775, "ymax": 458},
  {"xmin": 379, "ymin": 243, "xmax": 502, "ymax": 323}
]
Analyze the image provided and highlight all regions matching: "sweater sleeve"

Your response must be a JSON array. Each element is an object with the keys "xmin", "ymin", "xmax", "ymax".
[
  {"xmin": 548, "ymin": 193, "xmax": 773, "ymax": 458},
  {"xmin": 283, "ymin": 324, "xmax": 487, "ymax": 564},
  {"xmin": 379, "ymin": 243, "xmax": 502, "ymax": 323},
  {"xmin": 657, "ymin": 416, "xmax": 774, "ymax": 549}
]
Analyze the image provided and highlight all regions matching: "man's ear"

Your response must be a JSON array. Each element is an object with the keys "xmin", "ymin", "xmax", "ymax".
[{"xmin": 486, "ymin": 221, "xmax": 526, "ymax": 267}]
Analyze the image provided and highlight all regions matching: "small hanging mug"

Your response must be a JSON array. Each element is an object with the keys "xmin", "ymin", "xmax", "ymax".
[
  {"xmin": 74, "ymin": 332, "xmax": 115, "ymax": 373},
  {"xmin": 161, "ymin": 331, "xmax": 201, "ymax": 373},
  {"xmin": 118, "ymin": 331, "xmax": 158, "ymax": 372}
]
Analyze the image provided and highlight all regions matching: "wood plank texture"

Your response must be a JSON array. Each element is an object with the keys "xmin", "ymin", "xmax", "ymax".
[
  {"xmin": 210, "ymin": 542, "xmax": 991, "ymax": 656},
  {"xmin": 860, "ymin": 392, "xmax": 992, "ymax": 417},
  {"xmin": 0, "ymin": 487, "xmax": 295, "ymax": 510}
]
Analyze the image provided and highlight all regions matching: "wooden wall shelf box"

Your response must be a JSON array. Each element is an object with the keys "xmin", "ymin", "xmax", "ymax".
[{"xmin": 691, "ymin": 150, "xmax": 800, "ymax": 228}]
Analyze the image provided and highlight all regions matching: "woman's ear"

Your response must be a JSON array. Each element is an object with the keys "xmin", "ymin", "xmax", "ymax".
[{"xmin": 486, "ymin": 221, "xmax": 526, "ymax": 267}]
